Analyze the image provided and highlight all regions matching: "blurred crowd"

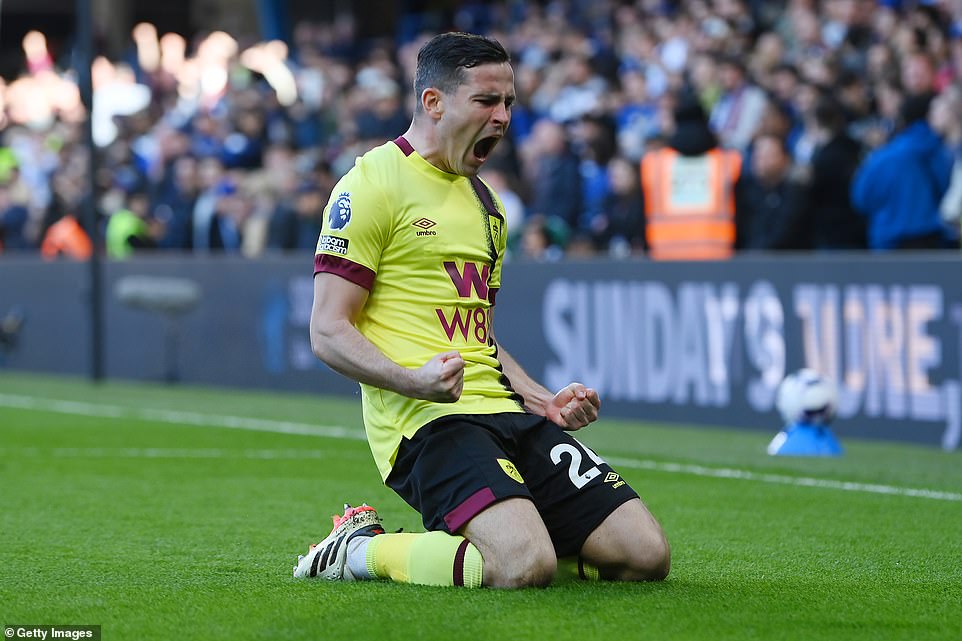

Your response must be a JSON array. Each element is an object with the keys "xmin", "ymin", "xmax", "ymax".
[{"xmin": 1, "ymin": 0, "xmax": 961, "ymax": 260}]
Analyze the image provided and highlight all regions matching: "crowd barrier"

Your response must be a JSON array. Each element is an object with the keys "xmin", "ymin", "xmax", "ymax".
[{"xmin": 1, "ymin": 253, "xmax": 959, "ymax": 449}]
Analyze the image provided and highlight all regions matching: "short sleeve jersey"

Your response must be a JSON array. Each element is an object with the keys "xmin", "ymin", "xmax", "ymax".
[{"xmin": 314, "ymin": 137, "xmax": 524, "ymax": 480}]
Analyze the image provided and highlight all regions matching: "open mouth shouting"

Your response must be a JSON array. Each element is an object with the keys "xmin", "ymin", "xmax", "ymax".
[{"xmin": 472, "ymin": 135, "xmax": 501, "ymax": 163}]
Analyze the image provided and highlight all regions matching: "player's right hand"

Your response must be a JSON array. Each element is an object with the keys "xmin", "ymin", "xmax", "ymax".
[{"xmin": 415, "ymin": 351, "xmax": 464, "ymax": 402}]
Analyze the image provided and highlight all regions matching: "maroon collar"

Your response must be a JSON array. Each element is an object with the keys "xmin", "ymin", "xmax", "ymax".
[{"xmin": 392, "ymin": 136, "xmax": 415, "ymax": 156}]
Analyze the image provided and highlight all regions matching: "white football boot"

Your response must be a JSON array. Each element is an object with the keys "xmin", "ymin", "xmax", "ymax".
[{"xmin": 293, "ymin": 504, "xmax": 384, "ymax": 580}]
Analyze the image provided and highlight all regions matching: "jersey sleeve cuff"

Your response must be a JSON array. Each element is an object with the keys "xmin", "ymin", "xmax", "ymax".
[{"xmin": 314, "ymin": 254, "xmax": 376, "ymax": 290}]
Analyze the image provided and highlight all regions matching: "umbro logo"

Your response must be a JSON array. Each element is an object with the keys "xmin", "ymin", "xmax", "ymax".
[
  {"xmin": 412, "ymin": 218, "xmax": 437, "ymax": 236},
  {"xmin": 412, "ymin": 218, "xmax": 436, "ymax": 229},
  {"xmin": 604, "ymin": 472, "xmax": 625, "ymax": 489}
]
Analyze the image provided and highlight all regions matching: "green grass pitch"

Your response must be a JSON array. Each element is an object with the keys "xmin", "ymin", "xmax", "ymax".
[{"xmin": 1, "ymin": 372, "xmax": 960, "ymax": 641}]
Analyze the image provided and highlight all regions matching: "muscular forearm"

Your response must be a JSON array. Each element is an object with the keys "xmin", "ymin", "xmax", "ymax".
[
  {"xmin": 310, "ymin": 274, "xmax": 463, "ymax": 403},
  {"xmin": 312, "ymin": 318, "xmax": 419, "ymax": 396},
  {"xmin": 496, "ymin": 341, "xmax": 553, "ymax": 415},
  {"xmin": 496, "ymin": 338, "xmax": 601, "ymax": 430}
]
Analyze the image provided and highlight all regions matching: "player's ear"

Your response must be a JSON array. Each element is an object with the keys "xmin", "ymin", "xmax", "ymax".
[{"xmin": 421, "ymin": 88, "xmax": 443, "ymax": 119}]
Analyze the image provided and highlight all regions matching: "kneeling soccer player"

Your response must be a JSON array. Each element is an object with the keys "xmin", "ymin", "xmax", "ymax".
[{"xmin": 293, "ymin": 32, "xmax": 669, "ymax": 588}]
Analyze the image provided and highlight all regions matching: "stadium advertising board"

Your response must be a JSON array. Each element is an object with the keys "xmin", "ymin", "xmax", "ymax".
[
  {"xmin": 496, "ymin": 256, "xmax": 962, "ymax": 449},
  {"xmin": 0, "ymin": 255, "xmax": 958, "ymax": 448}
]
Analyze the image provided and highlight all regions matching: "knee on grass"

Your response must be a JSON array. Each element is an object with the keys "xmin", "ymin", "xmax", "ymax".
[
  {"xmin": 483, "ymin": 540, "xmax": 557, "ymax": 588},
  {"xmin": 614, "ymin": 533, "xmax": 671, "ymax": 582}
]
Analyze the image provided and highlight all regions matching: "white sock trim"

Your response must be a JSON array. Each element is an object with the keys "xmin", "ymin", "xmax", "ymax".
[{"xmin": 346, "ymin": 536, "xmax": 374, "ymax": 580}]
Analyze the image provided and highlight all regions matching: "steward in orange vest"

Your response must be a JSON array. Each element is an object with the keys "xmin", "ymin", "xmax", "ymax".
[
  {"xmin": 40, "ymin": 215, "xmax": 93, "ymax": 260},
  {"xmin": 640, "ymin": 96, "xmax": 741, "ymax": 260}
]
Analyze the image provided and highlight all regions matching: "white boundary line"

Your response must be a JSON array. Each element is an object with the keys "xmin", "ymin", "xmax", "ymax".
[
  {"xmin": 0, "ymin": 393, "xmax": 366, "ymax": 441},
  {"xmin": 0, "ymin": 447, "xmax": 347, "ymax": 460},
  {"xmin": 606, "ymin": 458, "xmax": 962, "ymax": 502},
  {"xmin": 2, "ymin": 393, "xmax": 960, "ymax": 503}
]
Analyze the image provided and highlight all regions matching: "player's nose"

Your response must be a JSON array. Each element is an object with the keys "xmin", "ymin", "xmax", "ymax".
[{"xmin": 491, "ymin": 101, "xmax": 509, "ymax": 126}]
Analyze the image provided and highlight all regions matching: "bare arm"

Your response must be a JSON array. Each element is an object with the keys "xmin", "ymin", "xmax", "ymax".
[
  {"xmin": 310, "ymin": 273, "xmax": 464, "ymax": 402},
  {"xmin": 496, "ymin": 345, "xmax": 553, "ymax": 414},
  {"xmin": 494, "ymin": 329, "xmax": 600, "ymax": 431}
]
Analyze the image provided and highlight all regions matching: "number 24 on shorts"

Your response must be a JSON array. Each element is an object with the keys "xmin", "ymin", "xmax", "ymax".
[{"xmin": 551, "ymin": 440, "xmax": 606, "ymax": 489}]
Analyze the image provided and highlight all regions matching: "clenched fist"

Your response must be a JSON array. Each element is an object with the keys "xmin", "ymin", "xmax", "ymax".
[
  {"xmin": 414, "ymin": 351, "xmax": 464, "ymax": 402},
  {"xmin": 545, "ymin": 382, "xmax": 600, "ymax": 431}
]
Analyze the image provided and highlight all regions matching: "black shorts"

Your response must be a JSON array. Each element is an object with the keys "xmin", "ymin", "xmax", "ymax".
[{"xmin": 385, "ymin": 412, "xmax": 639, "ymax": 557}]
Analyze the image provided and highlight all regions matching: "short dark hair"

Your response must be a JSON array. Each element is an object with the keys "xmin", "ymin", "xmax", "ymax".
[
  {"xmin": 673, "ymin": 91, "xmax": 708, "ymax": 125},
  {"xmin": 898, "ymin": 92, "xmax": 934, "ymax": 128},
  {"xmin": 814, "ymin": 94, "xmax": 846, "ymax": 134},
  {"xmin": 414, "ymin": 32, "xmax": 510, "ymax": 105}
]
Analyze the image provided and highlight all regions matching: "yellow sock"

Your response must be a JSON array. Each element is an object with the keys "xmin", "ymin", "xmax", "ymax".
[
  {"xmin": 557, "ymin": 556, "xmax": 601, "ymax": 581},
  {"xmin": 366, "ymin": 531, "xmax": 484, "ymax": 587}
]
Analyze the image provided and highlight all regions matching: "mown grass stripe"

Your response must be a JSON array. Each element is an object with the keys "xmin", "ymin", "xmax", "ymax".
[{"xmin": 2, "ymin": 389, "xmax": 959, "ymax": 503}]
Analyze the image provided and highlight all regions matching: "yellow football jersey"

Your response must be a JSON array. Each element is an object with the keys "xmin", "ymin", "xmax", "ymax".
[{"xmin": 314, "ymin": 137, "xmax": 524, "ymax": 480}]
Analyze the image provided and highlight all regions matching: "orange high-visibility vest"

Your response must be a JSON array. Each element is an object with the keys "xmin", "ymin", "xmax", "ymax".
[
  {"xmin": 40, "ymin": 215, "xmax": 93, "ymax": 260},
  {"xmin": 640, "ymin": 147, "xmax": 741, "ymax": 260}
]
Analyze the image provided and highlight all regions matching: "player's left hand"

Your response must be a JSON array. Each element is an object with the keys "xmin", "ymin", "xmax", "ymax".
[{"xmin": 545, "ymin": 382, "xmax": 600, "ymax": 431}]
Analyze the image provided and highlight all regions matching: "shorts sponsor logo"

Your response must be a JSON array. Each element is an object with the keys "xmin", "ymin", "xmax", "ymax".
[
  {"xmin": 412, "ymin": 217, "xmax": 437, "ymax": 236},
  {"xmin": 497, "ymin": 458, "xmax": 524, "ymax": 483},
  {"xmin": 317, "ymin": 235, "xmax": 349, "ymax": 255},
  {"xmin": 604, "ymin": 472, "xmax": 626, "ymax": 489}
]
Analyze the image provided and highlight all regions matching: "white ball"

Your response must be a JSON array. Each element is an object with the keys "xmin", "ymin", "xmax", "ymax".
[{"xmin": 775, "ymin": 368, "xmax": 838, "ymax": 425}]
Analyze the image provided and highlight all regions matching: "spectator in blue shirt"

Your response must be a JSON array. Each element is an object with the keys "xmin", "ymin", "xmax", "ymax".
[{"xmin": 851, "ymin": 93, "xmax": 954, "ymax": 250}]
